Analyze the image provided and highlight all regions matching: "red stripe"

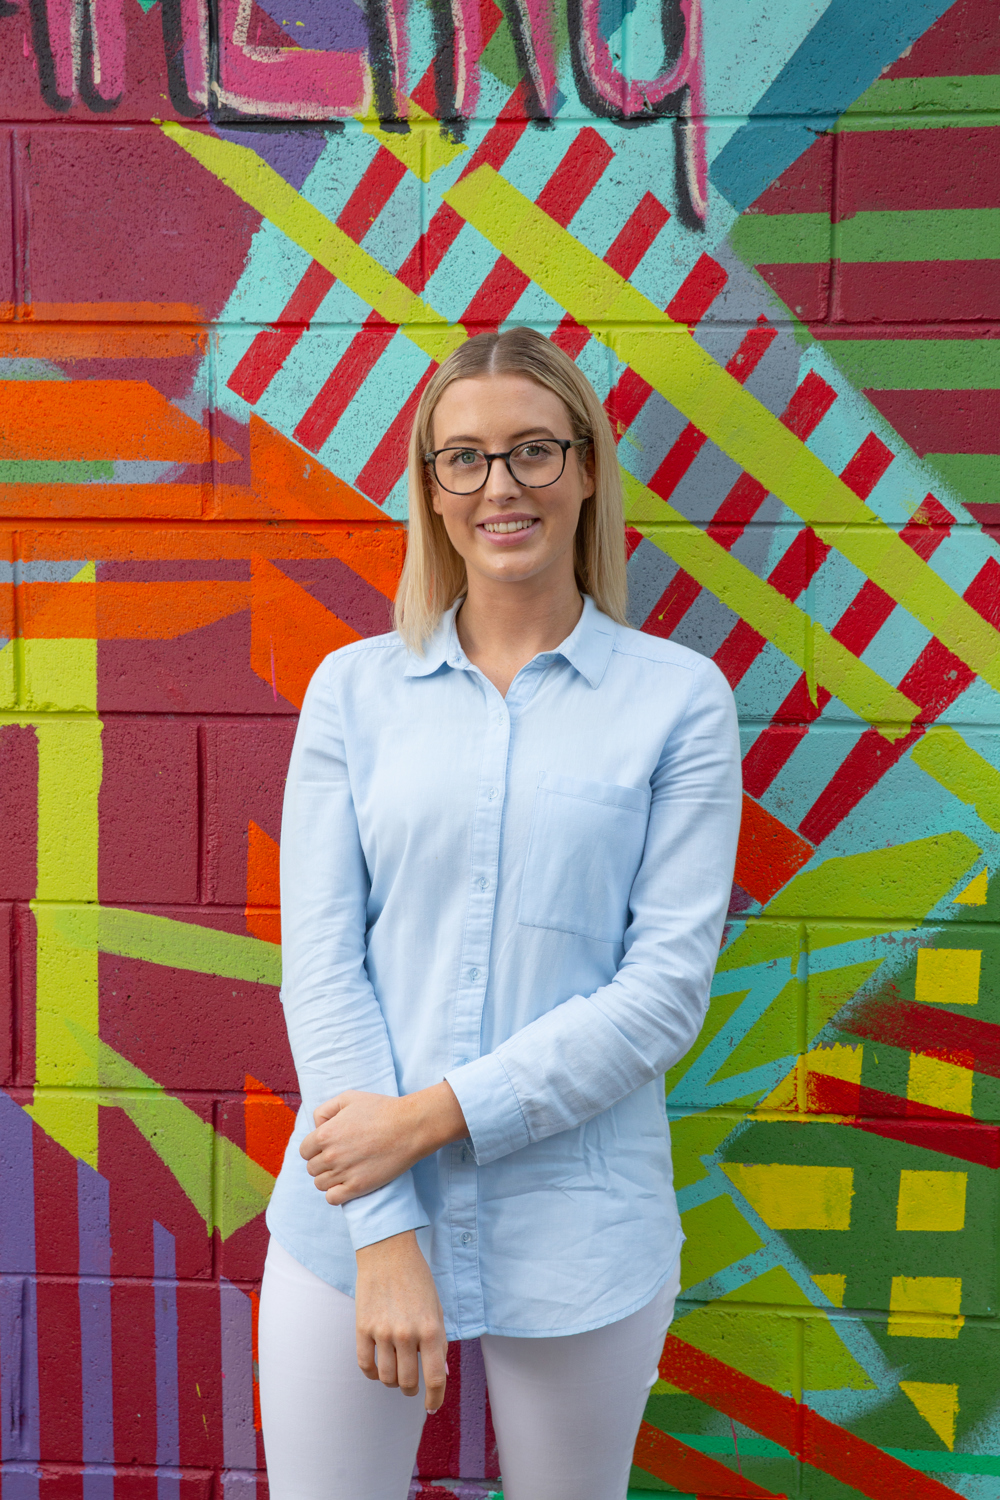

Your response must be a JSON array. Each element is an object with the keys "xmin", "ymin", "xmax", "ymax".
[
  {"xmin": 749, "ymin": 134, "xmax": 833, "ymax": 216},
  {"xmin": 642, "ymin": 571, "xmax": 702, "ymax": 641},
  {"xmin": 757, "ymin": 262, "xmax": 830, "ymax": 321},
  {"xmin": 294, "ymin": 314, "xmax": 396, "ymax": 453},
  {"xmin": 734, "ymin": 793, "xmax": 813, "ymax": 905},
  {"xmin": 837, "ymin": 127, "xmax": 1000, "ymax": 217},
  {"xmin": 604, "ymin": 254, "xmax": 728, "ymax": 437},
  {"xmin": 665, "ymin": 252, "xmax": 728, "ymax": 323},
  {"xmin": 634, "ymin": 1422, "xmax": 786, "ymax": 1497},
  {"xmin": 864, "ymin": 387, "xmax": 1000, "ymax": 457},
  {"xmin": 741, "ymin": 501, "xmax": 952, "ymax": 798},
  {"xmin": 807, "ymin": 1070, "xmax": 1000, "ymax": 1169},
  {"xmin": 646, "ymin": 322, "xmax": 778, "ymax": 500},
  {"xmin": 461, "ymin": 127, "xmax": 614, "ymax": 331},
  {"xmin": 799, "ymin": 554, "xmax": 1000, "ymax": 843},
  {"xmin": 834, "ymin": 260, "xmax": 1000, "ymax": 324},
  {"xmin": 845, "ymin": 994, "xmax": 1000, "ymax": 1078},
  {"xmin": 781, "ymin": 369, "xmax": 838, "ymax": 440},
  {"xmin": 355, "ymin": 366, "xmax": 434, "ymax": 505},
  {"xmin": 660, "ymin": 1334, "xmax": 963, "ymax": 1500},
  {"xmin": 624, "ymin": 526, "xmax": 644, "ymax": 560},
  {"xmin": 549, "ymin": 317, "xmax": 591, "ymax": 359},
  {"xmin": 227, "ymin": 260, "xmax": 336, "ymax": 404},
  {"xmin": 112, "ymin": 1280, "xmax": 158, "ymax": 1467},
  {"xmin": 177, "ymin": 1285, "xmax": 223, "ymax": 1470},
  {"xmin": 883, "ymin": 0, "xmax": 1000, "ymax": 79},
  {"xmin": 605, "ymin": 192, "xmax": 670, "ymax": 278},
  {"xmin": 839, "ymin": 432, "xmax": 895, "ymax": 498}
]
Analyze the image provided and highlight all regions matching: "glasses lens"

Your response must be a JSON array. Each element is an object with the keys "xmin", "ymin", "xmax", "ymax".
[
  {"xmin": 509, "ymin": 440, "xmax": 564, "ymax": 488},
  {"xmin": 437, "ymin": 449, "xmax": 489, "ymax": 493}
]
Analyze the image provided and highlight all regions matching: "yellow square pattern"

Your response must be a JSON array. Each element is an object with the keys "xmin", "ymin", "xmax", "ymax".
[
  {"xmin": 888, "ymin": 1276, "xmax": 964, "ymax": 1339},
  {"xmin": 915, "ymin": 948, "xmax": 981, "ymax": 1005},
  {"xmin": 896, "ymin": 1170, "xmax": 967, "ymax": 1231},
  {"xmin": 907, "ymin": 1052, "xmax": 974, "ymax": 1116}
]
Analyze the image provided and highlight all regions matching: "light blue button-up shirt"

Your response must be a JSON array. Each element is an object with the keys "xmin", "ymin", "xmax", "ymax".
[{"xmin": 267, "ymin": 597, "xmax": 741, "ymax": 1338}]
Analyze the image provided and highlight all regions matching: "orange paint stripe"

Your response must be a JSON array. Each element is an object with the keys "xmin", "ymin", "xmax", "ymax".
[
  {"xmin": 0, "ymin": 327, "xmax": 207, "ymax": 360},
  {"xmin": 18, "ymin": 580, "xmax": 250, "ymax": 639},
  {"xmin": 18, "ymin": 526, "xmax": 406, "ymax": 598},
  {"xmin": 0, "ymin": 484, "xmax": 206, "ymax": 519},
  {"xmin": 0, "ymin": 381, "xmax": 239, "ymax": 463},
  {"xmin": 21, "ymin": 301, "xmax": 208, "ymax": 323}
]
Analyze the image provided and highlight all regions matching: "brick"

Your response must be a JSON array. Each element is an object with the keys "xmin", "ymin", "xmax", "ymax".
[
  {"xmin": 204, "ymin": 723, "xmax": 297, "ymax": 906},
  {"xmin": 99, "ymin": 717, "xmax": 199, "ymax": 904},
  {"xmin": 0, "ymin": 725, "xmax": 39, "ymax": 900}
]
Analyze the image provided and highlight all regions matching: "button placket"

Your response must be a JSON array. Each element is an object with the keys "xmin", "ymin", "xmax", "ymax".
[{"xmin": 449, "ymin": 679, "xmax": 510, "ymax": 1331}]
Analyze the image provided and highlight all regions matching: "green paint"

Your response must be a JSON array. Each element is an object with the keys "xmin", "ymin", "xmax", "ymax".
[
  {"xmin": 66, "ymin": 1021, "xmax": 274, "ymax": 1236},
  {"xmin": 732, "ymin": 209, "xmax": 1000, "ymax": 266},
  {"xmin": 669, "ymin": 1112, "xmax": 741, "ymax": 1190},
  {"xmin": 911, "ymin": 728, "xmax": 1000, "ymax": 834},
  {"xmin": 478, "ymin": 14, "xmax": 521, "ymax": 88},
  {"xmin": 135, "ymin": 0, "xmax": 159, "ymax": 11},
  {"xmin": 0, "ymin": 460, "xmax": 114, "ymax": 482},
  {"xmin": 926, "ymin": 453, "xmax": 1000, "ymax": 506},
  {"xmin": 839, "ymin": 74, "xmax": 1000, "ymax": 124},
  {"xmin": 819, "ymin": 339, "xmax": 1000, "ymax": 391},
  {"xmin": 671, "ymin": 1299, "xmax": 798, "ymax": 1397},
  {"xmin": 738, "ymin": 1269, "xmax": 875, "ymax": 1391},
  {"xmin": 664, "ymin": 989, "xmax": 750, "ymax": 1098},
  {"xmin": 808, "ymin": 959, "xmax": 885, "ymax": 1040},
  {"xmin": 97, "ymin": 905, "xmax": 282, "ymax": 985},
  {"xmin": 710, "ymin": 977, "xmax": 800, "ymax": 1084},
  {"xmin": 718, "ymin": 833, "xmax": 980, "ymax": 973},
  {"xmin": 680, "ymin": 1195, "xmax": 763, "ymax": 1290},
  {"xmin": 881, "ymin": 1450, "xmax": 1000, "ymax": 1476}
]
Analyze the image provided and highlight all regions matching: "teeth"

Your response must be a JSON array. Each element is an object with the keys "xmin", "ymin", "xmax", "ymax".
[{"xmin": 483, "ymin": 519, "xmax": 535, "ymax": 533}]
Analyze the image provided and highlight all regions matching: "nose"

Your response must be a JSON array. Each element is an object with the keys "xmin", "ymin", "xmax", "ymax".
[{"xmin": 483, "ymin": 454, "xmax": 522, "ymax": 504}]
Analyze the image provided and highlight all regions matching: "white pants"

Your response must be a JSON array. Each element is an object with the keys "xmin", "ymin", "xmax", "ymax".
[{"xmin": 259, "ymin": 1238, "xmax": 680, "ymax": 1500}]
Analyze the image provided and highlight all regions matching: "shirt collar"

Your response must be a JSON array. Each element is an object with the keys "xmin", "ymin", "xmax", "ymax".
[{"xmin": 402, "ymin": 595, "xmax": 616, "ymax": 687}]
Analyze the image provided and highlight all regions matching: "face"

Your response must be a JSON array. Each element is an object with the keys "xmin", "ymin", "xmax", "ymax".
[{"xmin": 428, "ymin": 374, "xmax": 594, "ymax": 592}]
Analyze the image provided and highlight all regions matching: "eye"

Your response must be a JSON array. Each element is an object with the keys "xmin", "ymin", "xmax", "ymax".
[
  {"xmin": 519, "ymin": 442, "xmax": 554, "ymax": 458},
  {"xmin": 446, "ymin": 449, "xmax": 481, "ymax": 467}
]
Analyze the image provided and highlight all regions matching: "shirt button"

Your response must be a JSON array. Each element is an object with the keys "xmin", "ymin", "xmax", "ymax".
[
  {"xmin": 461, "ymin": 1232, "xmax": 474, "ymax": 1245},
  {"xmin": 477, "ymin": 876, "xmax": 489, "ymax": 891},
  {"xmin": 488, "ymin": 787, "xmax": 499, "ymax": 800},
  {"xmin": 469, "ymin": 968, "xmax": 480, "ymax": 981}
]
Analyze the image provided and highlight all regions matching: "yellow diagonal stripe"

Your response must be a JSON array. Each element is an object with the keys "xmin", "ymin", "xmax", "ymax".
[
  {"xmin": 623, "ymin": 472, "xmax": 918, "ymax": 737},
  {"xmin": 911, "ymin": 725, "xmax": 1000, "ymax": 834},
  {"xmin": 443, "ymin": 166, "xmax": 1000, "ymax": 695},
  {"xmin": 358, "ymin": 99, "xmax": 466, "ymax": 181},
  {"xmin": 160, "ymin": 123, "xmax": 466, "ymax": 366}
]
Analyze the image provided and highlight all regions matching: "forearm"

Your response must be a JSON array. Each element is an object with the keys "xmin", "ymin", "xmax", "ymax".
[{"xmin": 398, "ymin": 1080, "xmax": 469, "ymax": 1159}]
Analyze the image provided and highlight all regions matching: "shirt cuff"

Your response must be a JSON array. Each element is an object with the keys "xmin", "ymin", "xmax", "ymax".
[
  {"xmin": 340, "ymin": 1169, "xmax": 430, "ymax": 1251},
  {"xmin": 445, "ymin": 1052, "xmax": 530, "ymax": 1165}
]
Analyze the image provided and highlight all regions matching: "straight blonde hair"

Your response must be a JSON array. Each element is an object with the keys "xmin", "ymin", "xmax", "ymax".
[{"xmin": 394, "ymin": 327, "xmax": 627, "ymax": 650}]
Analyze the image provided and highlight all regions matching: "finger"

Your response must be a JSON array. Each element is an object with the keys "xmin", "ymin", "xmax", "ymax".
[
  {"xmin": 356, "ymin": 1331, "xmax": 378, "ymax": 1381},
  {"xmin": 325, "ymin": 1184, "xmax": 351, "ymax": 1205},
  {"xmin": 396, "ymin": 1339, "xmax": 420, "ymax": 1398},
  {"xmin": 421, "ymin": 1339, "xmax": 449, "ymax": 1414},
  {"xmin": 299, "ymin": 1130, "xmax": 320, "ymax": 1161},
  {"xmin": 375, "ymin": 1338, "xmax": 398, "ymax": 1388},
  {"xmin": 313, "ymin": 1095, "xmax": 348, "ymax": 1127}
]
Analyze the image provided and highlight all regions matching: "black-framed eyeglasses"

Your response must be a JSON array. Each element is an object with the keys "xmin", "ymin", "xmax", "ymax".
[{"xmin": 425, "ymin": 437, "xmax": 589, "ymax": 495}]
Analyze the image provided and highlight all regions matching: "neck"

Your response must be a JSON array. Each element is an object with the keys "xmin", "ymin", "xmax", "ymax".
[{"xmin": 456, "ymin": 567, "xmax": 584, "ymax": 697}]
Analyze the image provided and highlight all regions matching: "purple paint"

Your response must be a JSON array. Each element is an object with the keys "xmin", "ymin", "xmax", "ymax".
[
  {"xmin": 215, "ymin": 127, "xmax": 329, "ymax": 191},
  {"xmin": 254, "ymin": 0, "xmax": 368, "ymax": 55},
  {"xmin": 220, "ymin": 1278, "xmax": 258, "ymax": 1472},
  {"xmin": 153, "ymin": 1221, "xmax": 180, "ymax": 1500},
  {"xmin": 0, "ymin": 1093, "xmax": 39, "ymax": 1496},
  {"xmin": 458, "ymin": 1338, "xmax": 487, "ymax": 1479},
  {"xmin": 78, "ymin": 1161, "xmax": 114, "ymax": 1499}
]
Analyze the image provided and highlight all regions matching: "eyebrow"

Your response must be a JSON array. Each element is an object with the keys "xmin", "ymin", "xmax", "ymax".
[{"xmin": 437, "ymin": 427, "xmax": 560, "ymax": 447}]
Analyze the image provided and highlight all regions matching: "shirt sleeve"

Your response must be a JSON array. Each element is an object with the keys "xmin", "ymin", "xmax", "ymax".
[
  {"xmin": 279, "ymin": 653, "xmax": 430, "ymax": 1249},
  {"xmin": 445, "ymin": 656, "xmax": 742, "ymax": 1165}
]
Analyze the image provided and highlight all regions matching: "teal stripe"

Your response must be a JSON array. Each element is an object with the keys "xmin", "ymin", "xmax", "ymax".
[
  {"xmin": 642, "ymin": 1433, "xmax": 1000, "ymax": 1478},
  {"xmin": 730, "ymin": 209, "xmax": 1000, "ymax": 265},
  {"xmin": 820, "ymin": 339, "xmax": 1000, "ymax": 390}
]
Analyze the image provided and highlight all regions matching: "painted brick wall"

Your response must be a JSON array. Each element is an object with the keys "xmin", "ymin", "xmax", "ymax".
[{"xmin": 2, "ymin": 0, "xmax": 1000, "ymax": 1495}]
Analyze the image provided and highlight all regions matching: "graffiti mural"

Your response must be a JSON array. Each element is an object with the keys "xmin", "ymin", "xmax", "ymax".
[{"xmin": 2, "ymin": 0, "xmax": 1000, "ymax": 1493}]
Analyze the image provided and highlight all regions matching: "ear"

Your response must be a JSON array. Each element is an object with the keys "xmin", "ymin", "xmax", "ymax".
[{"xmin": 582, "ymin": 441, "xmax": 596, "ymax": 500}]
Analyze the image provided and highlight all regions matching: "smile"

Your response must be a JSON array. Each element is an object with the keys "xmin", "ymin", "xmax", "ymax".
[{"xmin": 481, "ymin": 518, "xmax": 538, "ymax": 534}]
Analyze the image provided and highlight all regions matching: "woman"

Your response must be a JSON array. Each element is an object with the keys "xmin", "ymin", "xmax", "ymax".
[{"xmin": 258, "ymin": 327, "xmax": 741, "ymax": 1500}]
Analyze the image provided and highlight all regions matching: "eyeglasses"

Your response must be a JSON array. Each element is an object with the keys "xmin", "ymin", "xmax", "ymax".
[{"xmin": 425, "ymin": 437, "xmax": 589, "ymax": 495}]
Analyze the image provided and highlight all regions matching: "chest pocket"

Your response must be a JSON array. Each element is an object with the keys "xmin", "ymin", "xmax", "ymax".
[{"xmin": 517, "ymin": 772, "xmax": 651, "ymax": 944}]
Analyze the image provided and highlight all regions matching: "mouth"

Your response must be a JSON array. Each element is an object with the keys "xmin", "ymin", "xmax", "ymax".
[{"xmin": 477, "ymin": 515, "xmax": 539, "ymax": 538}]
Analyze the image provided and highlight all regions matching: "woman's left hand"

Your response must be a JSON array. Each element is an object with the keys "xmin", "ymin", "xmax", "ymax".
[{"xmin": 300, "ymin": 1082, "xmax": 468, "ymax": 1204}]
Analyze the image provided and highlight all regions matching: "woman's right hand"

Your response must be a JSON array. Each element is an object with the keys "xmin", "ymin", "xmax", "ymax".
[{"xmin": 354, "ymin": 1230, "xmax": 449, "ymax": 1413}]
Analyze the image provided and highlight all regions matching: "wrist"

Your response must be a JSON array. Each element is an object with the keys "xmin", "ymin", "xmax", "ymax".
[
  {"xmin": 403, "ymin": 1081, "xmax": 468, "ymax": 1159},
  {"xmin": 356, "ymin": 1228, "xmax": 418, "ymax": 1267}
]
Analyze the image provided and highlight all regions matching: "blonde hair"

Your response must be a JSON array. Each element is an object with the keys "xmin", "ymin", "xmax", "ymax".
[{"xmin": 394, "ymin": 327, "xmax": 627, "ymax": 650}]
